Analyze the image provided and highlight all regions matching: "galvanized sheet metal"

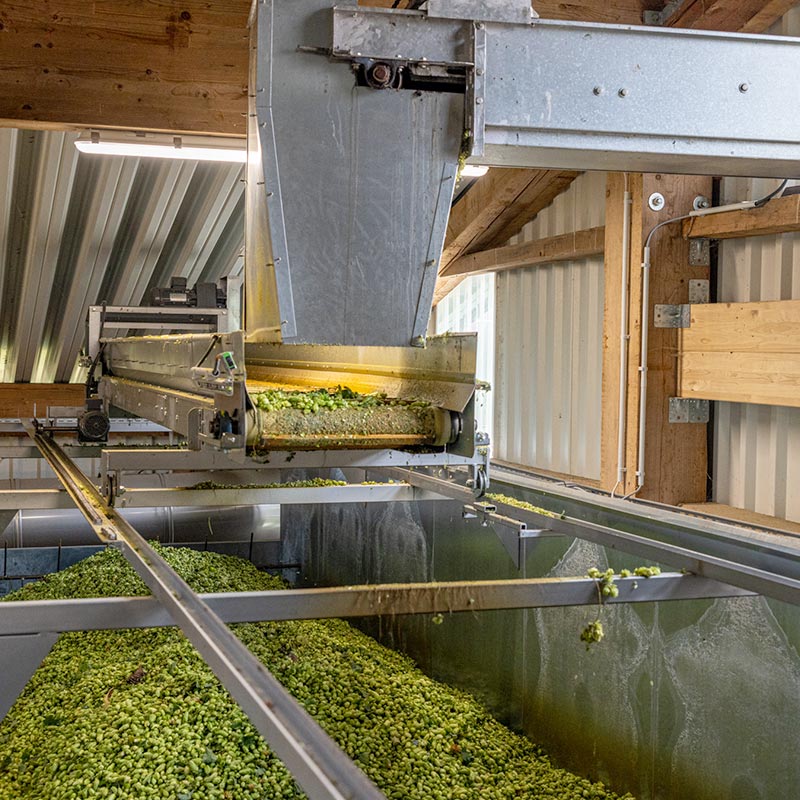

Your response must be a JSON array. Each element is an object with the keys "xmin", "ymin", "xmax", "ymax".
[
  {"xmin": 713, "ymin": 8, "xmax": 800, "ymax": 524},
  {"xmin": 0, "ymin": 129, "xmax": 244, "ymax": 385},
  {"xmin": 493, "ymin": 171, "xmax": 606, "ymax": 478}
]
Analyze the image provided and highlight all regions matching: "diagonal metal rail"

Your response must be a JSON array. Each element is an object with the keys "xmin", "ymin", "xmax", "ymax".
[
  {"xmin": 396, "ymin": 468, "xmax": 800, "ymax": 606},
  {"xmin": 29, "ymin": 428, "xmax": 385, "ymax": 800}
]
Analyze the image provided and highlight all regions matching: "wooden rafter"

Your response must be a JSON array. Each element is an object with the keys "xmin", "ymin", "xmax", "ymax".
[
  {"xmin": 664, "ymin": 0, "xmax": 798, "ymax": 32},
  {"xmin": 441, "ymin": 226, "xmax": 605, "ymax": 278},
  {"xmin": 432, "ymin": 169, "xmax": 578, "ymax": 304}
]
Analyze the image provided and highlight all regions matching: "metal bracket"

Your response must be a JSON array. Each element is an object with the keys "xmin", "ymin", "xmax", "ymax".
[
  {"xmin": 643, "ymin": 0, "xmax": 683, "ymax": 26},
  {"xmin": 669, "ymin": 398, "xmax": 710, "ymax": 424},
  {"xmin": 689, "ymin": 279, "xmax": 710, "ymax": 304},
  {"xmin": 654, "ymin": 304, "xmax": 691, "ymax": 328},
  {"xmin": 427, "ymin": 0, "xmax": 536, "ymax": 23},
  {"xmin": 689, "ymin": 238, "xmax": 711, "ymax": 267}
]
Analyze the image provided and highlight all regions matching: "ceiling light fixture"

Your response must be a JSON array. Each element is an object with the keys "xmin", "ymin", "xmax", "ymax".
[
  {"xmin": 460, "ymin": 164, "xmax": 489, "ymax": 178},
  {"xmin": 74, "ymin": 130, "xmax": 247, "ymax": 163}
]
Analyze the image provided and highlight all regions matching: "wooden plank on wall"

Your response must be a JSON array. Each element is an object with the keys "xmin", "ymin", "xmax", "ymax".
[
  {"xmin": 677, "ymin": 300, "xmax": 800, "ymax": 407},
  {"xmin": 0, "ymin": 383, "xmax": 84, "ymax": 418},
  {"xmin": 441, "ymin": 226, "xmax": 605, "ymax": 278},
  {"xmin": 683, "ymin": 194, "xmax": 800, "ymax": 240}
]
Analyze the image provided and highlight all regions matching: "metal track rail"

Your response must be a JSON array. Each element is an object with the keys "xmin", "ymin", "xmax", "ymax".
[
  {"xmin": 397, "ymin": 469, "xmax": 800, "ymax": 606},
  {"xmin": 29, "ymin": 429, "xmax": 385, "ymax": 800},
  {"xmin": 0, "ymin": 573, "xmax": 753, "ymax": 636}
]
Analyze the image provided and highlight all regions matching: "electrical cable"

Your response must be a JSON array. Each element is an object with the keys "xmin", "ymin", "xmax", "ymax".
[{"xmin": 753, "ymin": 178, "xmax": 789, "ymax": 207}]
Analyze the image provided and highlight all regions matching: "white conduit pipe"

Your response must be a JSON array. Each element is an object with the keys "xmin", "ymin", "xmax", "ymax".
[
  {"xmin": 615, "ymin": 189, "xmax": 633, "ymax": 493},
  {"xmin": 628, "ymin": 181, "xmax": 788, "ymax": 498},
  {"xmin": 629, "ymin": 215, "xmax": 692, "ymax": 498}
]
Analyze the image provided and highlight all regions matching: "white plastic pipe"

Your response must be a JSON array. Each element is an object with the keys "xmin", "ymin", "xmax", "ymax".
[
  {"xmin": 616, "ymin": 190, "xmax": 633, "ymax": 490},
  {"xmin": 635, "ymin": 244, "xmax": 652, "ymax": 492}
]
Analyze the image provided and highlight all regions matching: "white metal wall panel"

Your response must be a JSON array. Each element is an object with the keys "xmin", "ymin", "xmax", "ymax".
[
  {"xmin": 435, "ymin": 274, "xmax": 495, "ymax": 437},
  {"xmin": 494, "ymin": 172, "xmax": 606, "ymax": 478},
  {"xmin": 713, "ymin": 7, "xmax": 800, "ymax": 523},
  {"xmin": 0, "ymin": 129, "xmax": 244, "ymax": 385}
]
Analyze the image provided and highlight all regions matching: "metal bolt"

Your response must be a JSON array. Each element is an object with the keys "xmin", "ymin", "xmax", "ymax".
[
  {"xmin": 648, "ymin": 192, "xmax": 666, "ymax": 212},
  {"xmin": 739, "ymin": 82, "xmax": 749, "ymax": 93},
  {"xmin": 693, "ymin": 195, "xmax": 710, "ymax": 210},
  {"xmin": 476, "ymin": 97, "xmax": 483, "ymax": 104},
  {"xmin": 593, "ymin": 86, "xmax": 603, "ymax": 96},
  {"xmin": 475, "ymin": 22, "xmax": 484, "ymax": 29},
  {"xmin": 476, "ymin": 68, "xmax": 484, "ymax": 76},
  {"xmin": 618, "ymin": 88, "xmax": 629, "ymax": 98}
]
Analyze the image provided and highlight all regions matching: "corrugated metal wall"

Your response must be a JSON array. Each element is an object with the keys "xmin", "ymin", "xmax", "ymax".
[
  {"xmin": 713, "ymin": 6, "xmax": 800, "ymax": 523},
  {"xmin": 0, "ymin": 128, "xmax": 244, "ymax": 385},
  {"xmin": 494, "ymin": 171, "xmax": 606, "ymax": 478},
  {"xmin": 435, "ymin": 274, "xmax": 495, "ymax": 436}
]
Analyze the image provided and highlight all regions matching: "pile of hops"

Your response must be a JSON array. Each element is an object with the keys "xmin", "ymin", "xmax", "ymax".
[{"xmin": 0, "ymin": 547, "xmax": 634, "ymax": 800}]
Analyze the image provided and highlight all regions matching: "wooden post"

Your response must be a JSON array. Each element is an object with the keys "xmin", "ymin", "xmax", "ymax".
[{"xmin": 602, "ymin": 173, "xmax": 713, "ymax": 504}]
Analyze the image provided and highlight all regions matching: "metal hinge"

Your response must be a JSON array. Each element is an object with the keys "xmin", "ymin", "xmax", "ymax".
[
  {"xmin": 669, "ymin": 398, "xmax": 710, "ymax": 424},
  {"xmin": 654, "ymin": 304, "xmax": 691, "ymax": 328}
]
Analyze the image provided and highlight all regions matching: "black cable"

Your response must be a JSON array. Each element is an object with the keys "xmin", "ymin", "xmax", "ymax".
[
  {"xmin": 194, "ymin": 333, "xmax": 222, "ymax": 370},
  {"xmin": 753, "ymin": 178, "xmax": 789, "ymax": 207},
  {"xmin": 85, "ymin": 302, "xmax": 108, "ymax": 396}
]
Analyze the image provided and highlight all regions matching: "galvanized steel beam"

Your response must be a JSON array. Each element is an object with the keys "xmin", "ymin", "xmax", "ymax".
[
  {"xmin": 0, "ymin": 574, "xmax": 754, "ymax": 637},
  {"xmin": 397, "ymin": 468, "xmax": 800, "ymax": 606},
  {"xmin": 331, "ymin": 7, "xmax": 800, "ymax": 178}
]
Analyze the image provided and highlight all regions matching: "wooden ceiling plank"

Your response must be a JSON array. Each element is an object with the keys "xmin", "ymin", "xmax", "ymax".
[{"xmin": 664, "ymin": 0, "xmax": 796, "ymax": 31}]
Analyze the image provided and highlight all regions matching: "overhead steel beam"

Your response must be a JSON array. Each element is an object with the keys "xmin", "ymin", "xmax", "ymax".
[
  {"xmin": 27, "ymin": 429, "xmax": 385, "ymax": 800},
  {"xmin": 396, "ymin": 468, "xmax": 800, "ymax": 606},
  {"xmin": 331, "ymin": 8, "xmax": 800, "ymax": 178},
  {"xmin": 0, "ymin": 573, "xmax": 754, "ymax": 636}
]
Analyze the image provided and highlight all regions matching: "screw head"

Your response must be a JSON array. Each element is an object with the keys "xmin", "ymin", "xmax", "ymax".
[
  {"xmin": 593, "ymin": 86, "xmax": 603, "ymax": 96},
  {"xmin": 618, "ymin": 88, "xmax": 629, "ymax": 98},
  {"xmin": 648, "ymin": 192, "xmax": 666, "ymax": 212},
  {"xmin": 739, "ymin": 82, "xmax": 749, "ymax": 93}
]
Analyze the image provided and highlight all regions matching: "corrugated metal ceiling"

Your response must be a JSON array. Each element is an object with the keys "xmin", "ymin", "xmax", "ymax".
[{"xmin": 0, "ymin": 128, "xmax": 244, "ymax": 384}]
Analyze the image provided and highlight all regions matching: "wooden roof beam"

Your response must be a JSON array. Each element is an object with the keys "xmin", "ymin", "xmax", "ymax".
[
  {"xmin": 441, "ymin": 225, "xmax": 605, "ymax": 278},
  {"xmin": 663, "ymin": 0, "xmax": 798, "ymax": 32}
]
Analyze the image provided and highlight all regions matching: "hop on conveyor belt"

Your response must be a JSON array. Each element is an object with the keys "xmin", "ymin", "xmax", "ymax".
[
  {"xmin": 0, "ymin": 547, "xmax": 634, "ymax": 800},
  {"xmin": 246, "ymin": 386, "xmax": 458, "ymax": 450}
]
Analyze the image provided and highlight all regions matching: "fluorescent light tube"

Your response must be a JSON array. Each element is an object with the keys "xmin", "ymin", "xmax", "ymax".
[
  {"xmin": 460, "ymin": 164, "xmax": 489, "ymax": 177},
  {"xmin": 75, "ymin": 131, "xmax": 246, "ymax": 163}
]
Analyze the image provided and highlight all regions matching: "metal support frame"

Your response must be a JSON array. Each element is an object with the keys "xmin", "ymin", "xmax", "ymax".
[
  {"xmin": 26, "ymin": 430, "xmax": 385, "ymax": 800},
  {"xmin": 396, "ymin": 467, "xmax": 800, "ymax": 606},
  {"xmin": 86, "ymin": 305, "xmax": 228, "ymax": 361},
  {"xmin": 330, "ymin": 7, "xmax": 800, "ymax": 177},
  {"xmin": 0, "ymin": 574, "xmax": 753, "ymax": 637}
]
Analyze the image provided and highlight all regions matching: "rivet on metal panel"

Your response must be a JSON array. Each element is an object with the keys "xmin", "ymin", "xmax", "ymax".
[
  {"xmin": 739, "ymin": 83, "xmax": 750, "ymax": 93},
  {"xmin": 689, "ymin": 238, "xmax": 711, "ymax": 267},
  {"xmin": 669, "ymin": 398, "xmax": 710, "ymax": 424},
  {"xmin": 654, "ymin": 304, "xmax": 691, "ymax": 328}
]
